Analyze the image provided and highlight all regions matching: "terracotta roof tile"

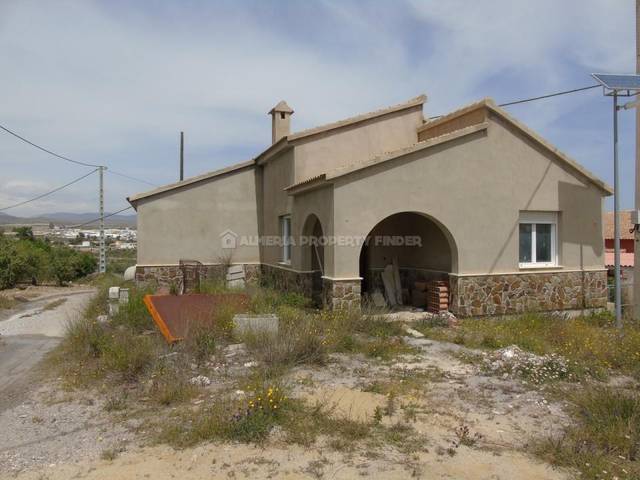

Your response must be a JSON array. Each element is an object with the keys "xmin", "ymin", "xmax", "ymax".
[{"xmin": 604, "ymin": 210, "xmax": 635, "ymax": 240}]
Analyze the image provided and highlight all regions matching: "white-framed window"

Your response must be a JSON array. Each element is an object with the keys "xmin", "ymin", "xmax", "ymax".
[
  {"xmin": 280, "ymin": 215, "xmax": 292, "ymax": 264},
  {"xmin": 519, "ymin": 212, "xmax": 557, "ymax": 268}
]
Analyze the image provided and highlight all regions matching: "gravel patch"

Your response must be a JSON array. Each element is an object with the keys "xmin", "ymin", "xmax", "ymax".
[{"xmin": 0, "ymin": 385, "xmax": 138, "ymax": 476}]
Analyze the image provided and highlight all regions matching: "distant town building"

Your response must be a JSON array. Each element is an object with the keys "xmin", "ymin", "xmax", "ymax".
[{"xmin": 604, "ymin": 210, "xmax": 634, "ymax": 305}]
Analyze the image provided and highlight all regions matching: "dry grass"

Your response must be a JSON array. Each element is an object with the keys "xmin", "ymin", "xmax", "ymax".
[
  {"xmin": 536, "ymin": 386, "xmax": 640, "ymax": 480},
  {"xmin": 417, "ymin": 311, "xmax": 640, "ymax": 379},
  {"xmin": 240, "ymin": 306, "xmax": 417, "ymax": 370},
  {"xmin": 0, "ymin": 295, "xmax": 18, "ymax": 310}
]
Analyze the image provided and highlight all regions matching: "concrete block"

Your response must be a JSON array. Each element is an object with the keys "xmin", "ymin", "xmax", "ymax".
[
  {"xmin": 226, "ymin": 271, "xmax": 245, "ymax": 281},
  {"xmin": 108, "ymin": 286, "xmax": 120, "ymax": 300},
  {"xmin": 371, "ymin": 290, "xmax": 386, "ymax": 308},
  {"xmin": 227, "ymin": 265, "xmax": 245, "ymax": 275},
  {"xmin": 233, "ymin": 314, "xmax": 279, "ymax": 336}
]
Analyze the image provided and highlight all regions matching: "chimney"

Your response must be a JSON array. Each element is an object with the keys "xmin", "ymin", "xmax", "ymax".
[{"xmin": 269, "ymin": 100, "xmax": 294, "ymax": 144}]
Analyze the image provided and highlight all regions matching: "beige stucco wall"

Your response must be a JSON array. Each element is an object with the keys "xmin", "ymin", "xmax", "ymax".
[
  {"xmin": 293, "ymin": 106, "xmax": 423, "ymax": 183},
  {"xmin": 136, "ymin": 166, "xmax": 260, "ymax": 265},
  {"xmin": 259, "ymin": 149, "xmax": 294, "ymax": 267},
  {"xmin": 328, "ymin": 112, "xmax": 605, "ymax": 278},
  {"xmin": 364, "ymin": 212, "xmax": 452, "ymax": 272},
  {"xmin": 290, "ymin": 185, "xmax": 334, "ymax": 274}
]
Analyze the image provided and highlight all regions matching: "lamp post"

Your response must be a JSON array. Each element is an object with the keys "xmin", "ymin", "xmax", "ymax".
[{"xmin": 592, "ymin": 73, "xmax": 640, "ymax": 328}]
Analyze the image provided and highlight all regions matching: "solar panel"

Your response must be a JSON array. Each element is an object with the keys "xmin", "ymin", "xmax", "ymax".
[{"xmin": 592, "ymin": 73, "xmax": 640, "ymax": 91}]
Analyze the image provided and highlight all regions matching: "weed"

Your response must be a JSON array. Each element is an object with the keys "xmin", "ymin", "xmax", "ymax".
[
  {"xmin": 157, "ymin": 380, "xmax": 288, "ymax": 446},
  {"xmin": 110, "ymin": 288, "xmax": 154, "ymax": 332},
  {"xmin": 249, "ymin": 288, "xmax": 310, "ymax": 313},
  {"xmin": 419, "ymin": 311, "xmax": 640, "ymax": 379},
  {"xmin": 535, "ymin": 386, "xmax": 640, "ymax": 479},
  {"xmin": 169, "ymin": 281, "xmax": 180, "ymax": 295},
  {"xmin": 148, "ymin": 362, "xmax": 197, "ymax": 406},
  {"xmin": 453, "ymin": 424, "xmax": 483, "ymax": 448},
  {"xmin": 101, "ymin": 332, "xmax": 155, "ymax": 381},
  {"xmin": 242, "ymin": 317, "xmax": 328, "ymax": 367},
  {"xmin": 100, "ymin": 447, "xmax": 122, "ymax": 461},
  {"xmin": 373, "ymin": 406, "xmax": 383, "ymax": 425},
  {"xmin": 182, "ymin": 324, "xmax": 216, "ymax": 365},
  {"xmin": 104, "ymin": 393, "xmax": 128, "ymax": 412}
]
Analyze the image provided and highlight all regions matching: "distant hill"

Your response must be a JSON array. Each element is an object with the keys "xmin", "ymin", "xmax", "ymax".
[{"xmin": 0, "ymin": 211, "xmax": 136, "ymax": 227}]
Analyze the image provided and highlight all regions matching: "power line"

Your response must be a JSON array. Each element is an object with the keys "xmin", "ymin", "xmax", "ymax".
[
  {"xmin": 429, "ymin": 84, "xmax": 601, "ymax": 119},
  {"xmin": 0, "ymin": 169, "xmax": 99, "ymax": 212},
  {"xmin": 0, "ymin": 123, "xmax": 156, "ymax": 186},
  {"xmin": 498, "ymin": 84, "xmax": 600, "ymax": 107},
  {"xmin": 0, "ymin": 123, "xmax": 101, "ymax": 168},
  {"xmin": 69, "ymin": 206, "xmax": 134, "ymax": 228},
  {"xmin": 108, "ymin": 169, "xmax": 157, "ymax": 187}
]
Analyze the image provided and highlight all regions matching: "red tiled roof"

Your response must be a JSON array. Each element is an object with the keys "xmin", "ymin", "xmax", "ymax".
[
  {"xmin": 605, "ymin": 251, "xmax": 634, "ymax": 268},
  {"xmin": 604, "ymin": 211, "xmax": 635, "ymax": 240}
]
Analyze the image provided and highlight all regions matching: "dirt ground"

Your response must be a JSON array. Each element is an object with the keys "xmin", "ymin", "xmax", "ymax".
[
  {"xmin": 0, "ymin": 289, "xmax": 95, "ymax": 415},
  {"xmin": 0, "ymin": 323, "xmax": 573, "ymax": 479}
]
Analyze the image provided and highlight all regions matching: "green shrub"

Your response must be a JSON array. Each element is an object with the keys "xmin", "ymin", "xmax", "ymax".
[
  {"xmin": 0, "ymin": 234, "xmax": 96, "ymax": 288},
  {"xmin": 111, "ymin": 288, "xmax": 154, "ymax": 332}
]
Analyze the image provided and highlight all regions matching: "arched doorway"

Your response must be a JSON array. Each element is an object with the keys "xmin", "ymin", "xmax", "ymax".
[
  {"xmin": 359, "ymin": 212, "xmax": 456, "ymax": 308},
  {"xmin": 302, "ymin": 214, "xmax": 325, "ymax": 307}
]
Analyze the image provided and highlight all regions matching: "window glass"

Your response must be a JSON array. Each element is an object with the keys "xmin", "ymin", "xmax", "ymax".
[
  {"xmin": 536, "ymin": 223, "xmax": 551, "ymax": 262},
  {"xmin": 281, "ymin": 215, "xmax": 291, "ymax": 263},
  {"xmin": 519, "ymin": 223, "xmax": 532, "ymax": 263}
]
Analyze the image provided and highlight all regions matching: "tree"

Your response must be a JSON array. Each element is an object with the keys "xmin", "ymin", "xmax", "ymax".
[{"xmin": 13, "ymin": 226, "xmax": 34, "ymax": 241}]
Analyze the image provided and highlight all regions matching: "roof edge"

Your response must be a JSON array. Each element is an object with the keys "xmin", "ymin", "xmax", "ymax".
[
  {"xmin": 418, "ymin": 98, "xmax": 494, "ymax": 133},
  {"xmin": 127, "ymin": 159, "xmax": 255, "ymax": 206}
]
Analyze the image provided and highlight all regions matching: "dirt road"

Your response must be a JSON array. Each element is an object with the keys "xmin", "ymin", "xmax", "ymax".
[{"xmin": 0, "ymin": 290, "xmax": 95, "ymax": 413}]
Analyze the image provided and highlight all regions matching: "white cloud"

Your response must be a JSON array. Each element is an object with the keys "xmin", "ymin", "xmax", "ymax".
[{"xmin": 0, "ymin": 0, "xmax": 635, "ymax": 215}]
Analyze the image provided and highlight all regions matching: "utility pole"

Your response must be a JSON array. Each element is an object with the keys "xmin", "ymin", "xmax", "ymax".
[
  {"xmin": 99, "ymin": 166, "xmax": 106, "ymax": 273},
  {"xmin": 614, "ymin": 91, "xmax": 622, "ymax": 327},
  {"xmin": 634, "ymin": 0, "xmax": 640, "ymax": 320},
  {"xmin": 180, "ymin": 131, "xmax": 184, "ymax": 181}
]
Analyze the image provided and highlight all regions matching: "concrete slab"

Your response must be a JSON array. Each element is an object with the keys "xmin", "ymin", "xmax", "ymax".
[{"xmin": 233, "ymin": 314, "xmax": 279, "ymax": 336}]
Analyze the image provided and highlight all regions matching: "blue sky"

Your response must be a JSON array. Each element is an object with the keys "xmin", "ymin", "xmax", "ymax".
[{"xmin": 0, "ymin": 0, "xmax": 636, "ymax": 216}]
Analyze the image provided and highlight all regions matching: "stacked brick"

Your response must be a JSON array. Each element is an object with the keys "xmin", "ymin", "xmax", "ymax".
[{"xmin": 427, "ymin": 280, "xmax": 449, "ymax": 314}]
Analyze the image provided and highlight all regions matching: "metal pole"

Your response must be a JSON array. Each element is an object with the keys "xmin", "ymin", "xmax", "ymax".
[
  {"xmin": 180, "ymin": 131, "xmax": 184, "ymax": 181},
  {"xmin": 99, "ymin": 166, "xmax": 106, "ymax": 274},
  {"xmin": 634, "ymin": 0, "xmax": 640, "ymax": 320},
  {"xmin": 614, "ymin": 92, "xmax": 622, "ymax": 327}
]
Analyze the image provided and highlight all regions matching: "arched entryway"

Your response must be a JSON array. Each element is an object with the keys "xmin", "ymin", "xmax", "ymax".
[
  {"xmin": 359, "ymin": 212, "xmax": 457, "ymax": 308},
  {"xmin": 302, "ymin": 214, "xmax": 325, "ymax": 306}
]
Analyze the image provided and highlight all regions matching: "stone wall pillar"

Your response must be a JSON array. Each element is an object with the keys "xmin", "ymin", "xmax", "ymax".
[{"xmin": 322, "ymin": 278, "xmax": 362, "ymax": 310}]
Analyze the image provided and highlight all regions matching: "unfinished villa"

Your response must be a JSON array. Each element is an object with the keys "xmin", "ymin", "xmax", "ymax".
[{"xmin": 128, "ymin": 94, "xmax": 611, "ymax": 316}]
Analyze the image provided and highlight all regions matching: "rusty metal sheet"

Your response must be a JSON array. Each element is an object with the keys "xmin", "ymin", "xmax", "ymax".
[{"xmin": 144, "ymin": 293, "xmax": 249, "ymax": 343}]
